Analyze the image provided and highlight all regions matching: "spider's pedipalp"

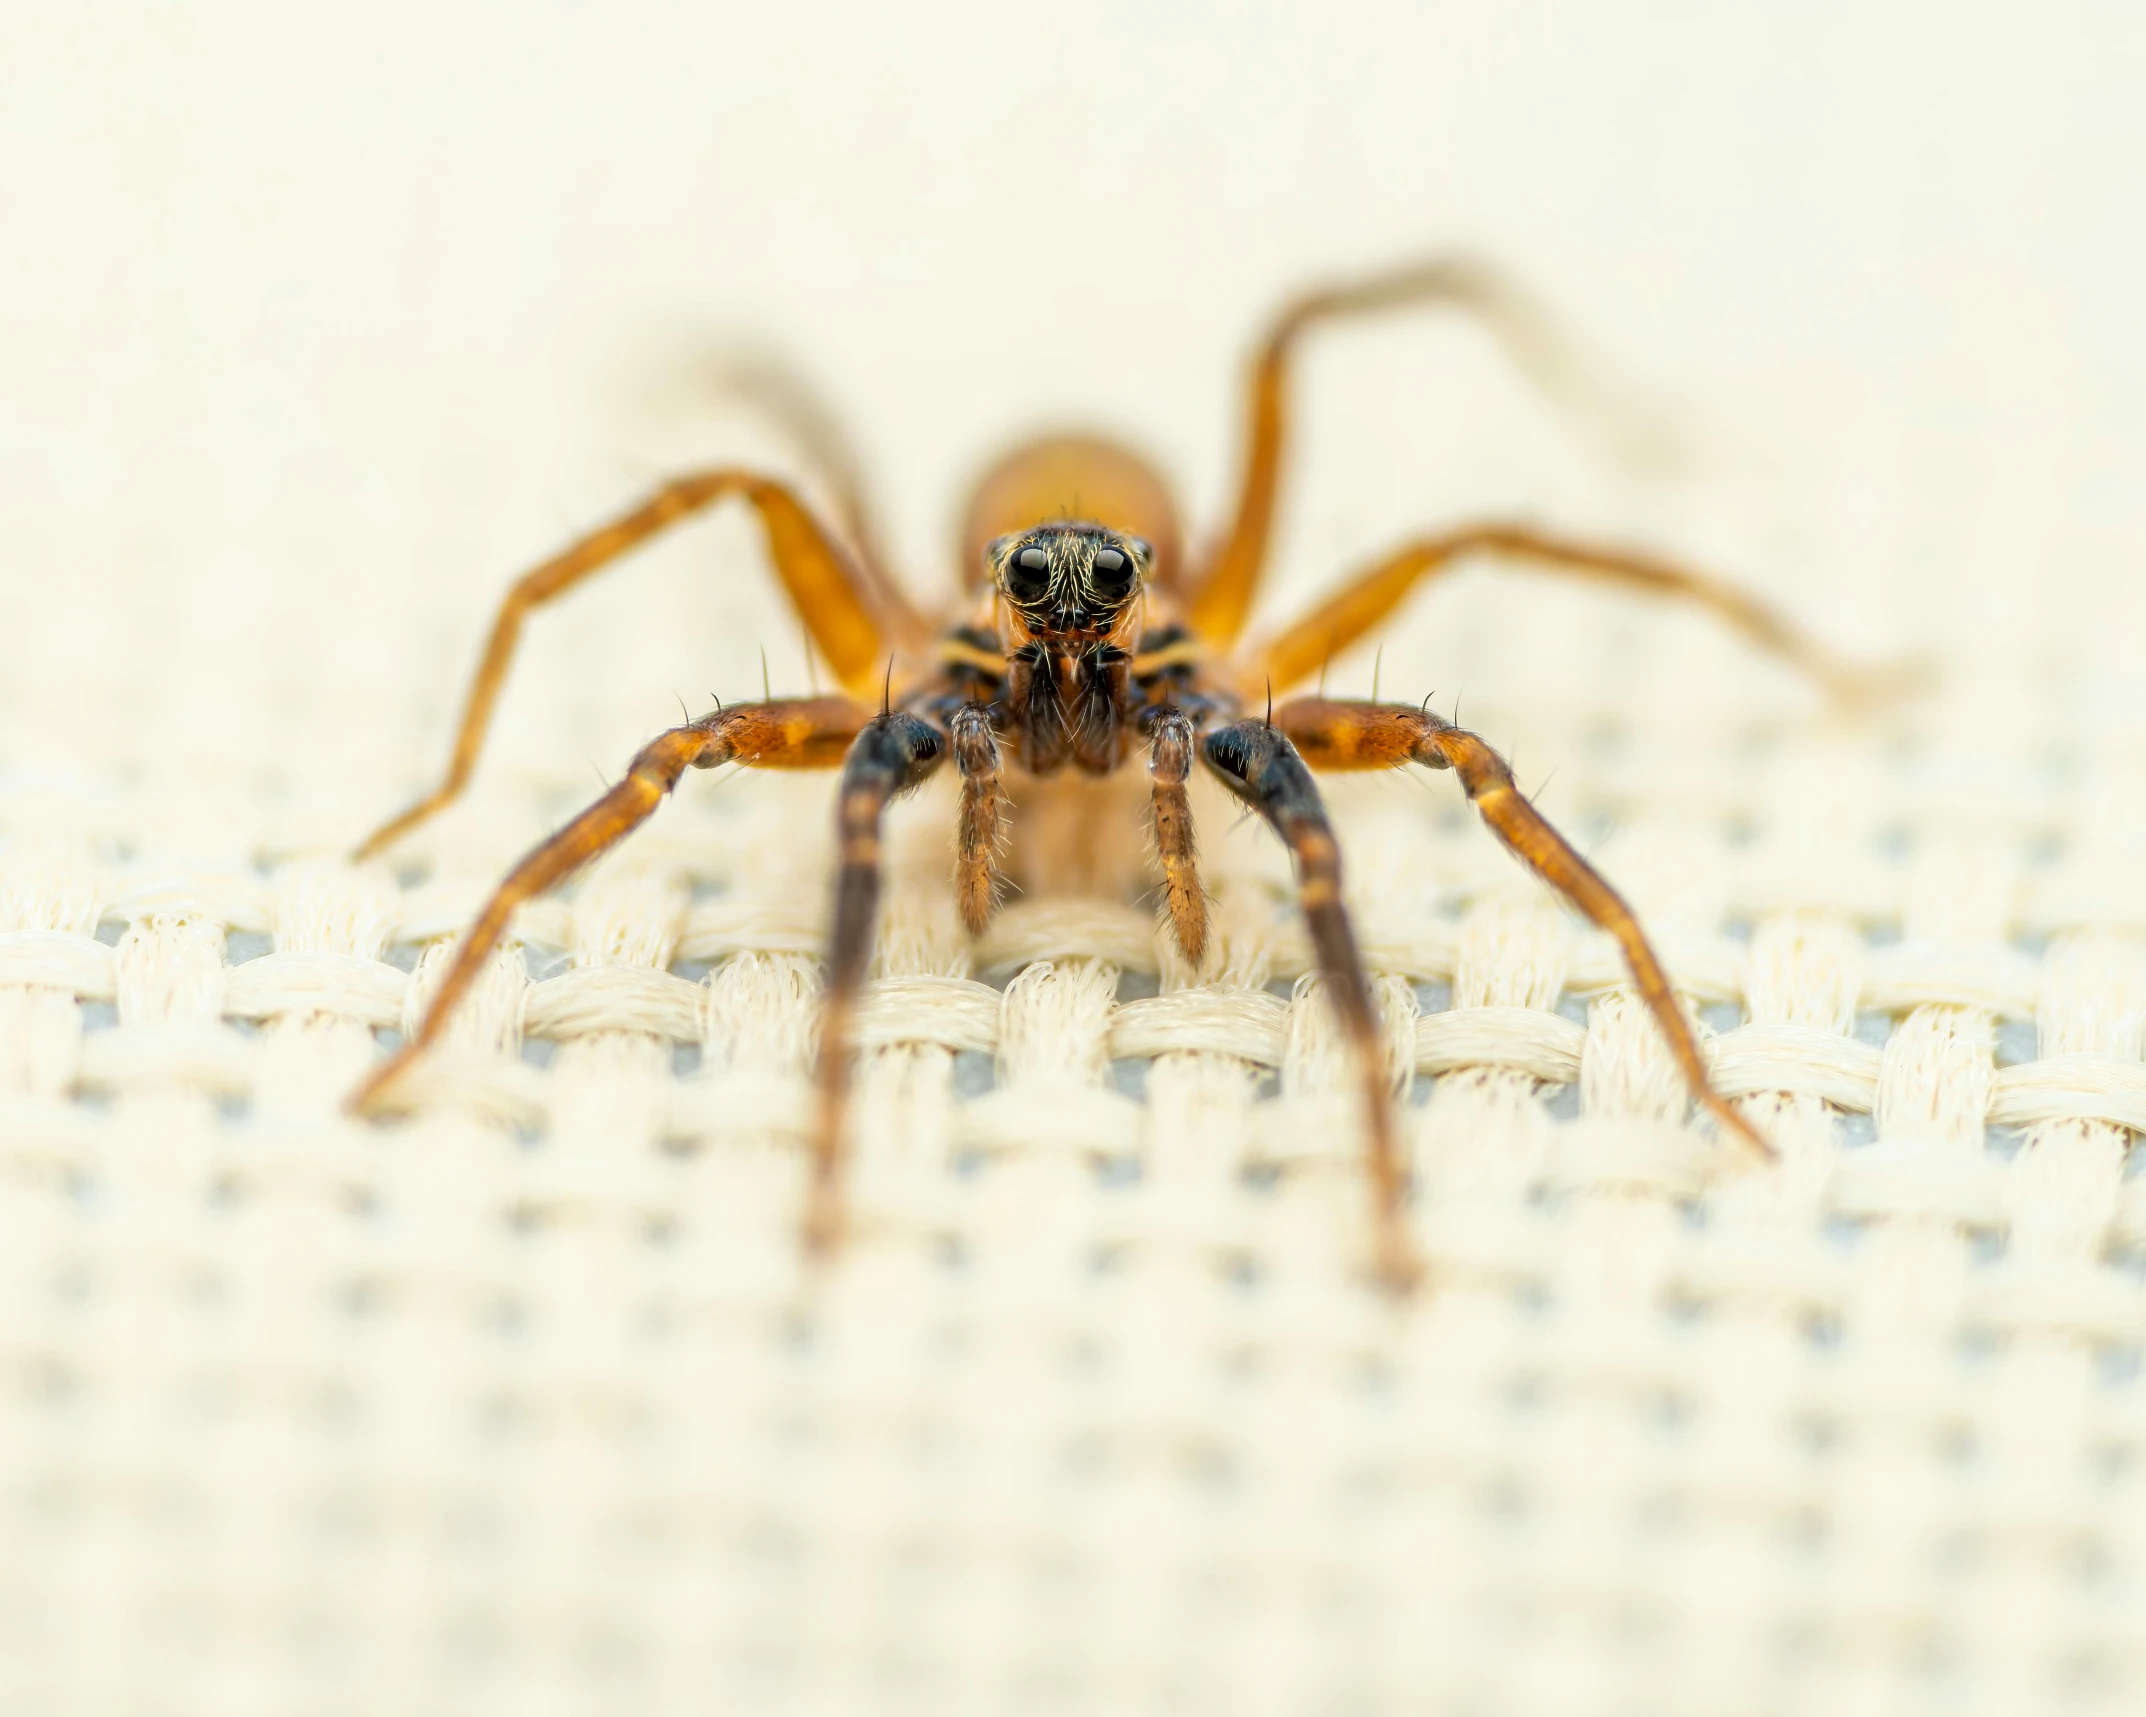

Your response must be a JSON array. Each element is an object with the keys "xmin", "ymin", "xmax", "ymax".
[
  {"xmin": 1144, "ymin": 705, "xmax": 1207, "ymax": 966},
  {"xmin": 1234, "ymin": 523, "xmax": 1867, "ymax": 704},
  {"xmin": 950, "ymin": 703, "xmax": 1006, "ymax": 937}
]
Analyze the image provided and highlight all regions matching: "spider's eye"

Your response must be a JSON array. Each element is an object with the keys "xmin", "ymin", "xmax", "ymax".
[
  {"xmin": 1088, "ymin": 545, "xmax": 1137, "ymax": 599},
  {"xmin": 1005, "ymin": 543, "xmax": 1052, "ymax": 602}
]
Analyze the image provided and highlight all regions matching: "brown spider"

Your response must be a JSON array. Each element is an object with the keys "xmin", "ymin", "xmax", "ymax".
[{"xmin": 348, "ymin": 256, "xmax": 1864, "ymax": 1290}]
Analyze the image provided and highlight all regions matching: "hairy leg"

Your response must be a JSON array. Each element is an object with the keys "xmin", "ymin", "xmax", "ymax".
[
  {"xmin": 1190, "ymin": 254, "xmax": 1643, "ymax": 645},
  {"xmin": 948, "ymin": 705, "xmax": 1005, "ymax": 936},
  {"xmin": 1235, "ymin": 523, "xmax": 1870, "ymax": 702},
  {"xmin": 348, "ymin": 696, "xmax": 866, "ymax": 1114},
  {"xmin": 1272, "ymin": 696, "xmax": 1769, "ymax": 1159},
  {"xmin": 1200, "ymin": 717, "xmax": 1417, "ymax": 1291},
  {"xmin": 356, "ymin": 469, "xmax": 930, "ymax": 859},
  {"xmin": 809, "ymin": 712, "xmax": 948, "ymax": 1251}
]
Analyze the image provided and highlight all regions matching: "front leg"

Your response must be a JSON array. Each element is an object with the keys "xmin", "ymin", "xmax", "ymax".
[
  {"xmin": 1271, "ymin": 696, "xmax": 1769, "ymax": 1160},
  {"xmin": 349, "ymin": 697, "xmax": 868, "ymax": 1117},
  {"xmin": 1200, "ymin": 718, "xmax": 1417, "ymax": 1291},
  {"xmin": 810, "ymin": 712, "xmax": 948, "ymax": 1251}
]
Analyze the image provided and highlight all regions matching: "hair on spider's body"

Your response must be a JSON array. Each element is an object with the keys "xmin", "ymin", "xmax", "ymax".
[{"xmin": 345, "ymin": 253, "xmax": 1874, "ymax": 1293}]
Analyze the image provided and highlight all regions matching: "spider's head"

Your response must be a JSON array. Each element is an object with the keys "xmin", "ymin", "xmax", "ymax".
[{"xmin": 987, "ymin": 523, "xmax": 1152, "ymax": 644}]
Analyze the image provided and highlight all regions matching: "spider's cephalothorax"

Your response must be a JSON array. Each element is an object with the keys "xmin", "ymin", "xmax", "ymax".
[
  {"xmin": 348, "ymin": 255, "xmax": 1867, "ymax": 1291},
  {"xmin": 985, "ymin": 523, "xmax": 1156, "ymax": 777}
]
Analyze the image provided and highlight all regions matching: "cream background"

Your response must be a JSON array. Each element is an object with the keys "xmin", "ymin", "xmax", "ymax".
[{"xmin": 5, "ymin": 3, "xmax": 2146, "ymax": 1713}]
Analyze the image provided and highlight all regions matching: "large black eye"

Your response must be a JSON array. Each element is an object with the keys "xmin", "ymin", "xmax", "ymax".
[
  {"xmin": 1005, "ymin": 542, "xmax": 1051, "ymax": 602},
  {"xmin": 1089, "ymin": 545, "xmax": 1136, "ymax": 598}
]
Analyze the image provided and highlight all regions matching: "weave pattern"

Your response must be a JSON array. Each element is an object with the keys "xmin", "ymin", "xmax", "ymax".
[{"xmin": 7, "ymin": 365, "xmax": 2146, "ymax": 1716}]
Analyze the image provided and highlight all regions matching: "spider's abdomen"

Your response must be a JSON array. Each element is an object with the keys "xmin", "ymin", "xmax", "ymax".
[{"xmin": 960, "ymin": 435, "xmax": 1184, "ymax": 592}]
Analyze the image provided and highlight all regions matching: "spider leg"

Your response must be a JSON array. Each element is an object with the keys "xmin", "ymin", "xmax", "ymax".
[
  {"xmin": 1190, "ymin": 254, "xmax": 1641, "ymax": 645},
  {"xmin": 686, "ymin": 348, "xmax": 891, "ymax": 583},
  {"xmin": 809, "ymin": 711, "xmax": 948, "ymax": 1252},
  {"xmin": 1233, "ymin": 524, "xmax": 1869, "ymax": 703},
  {"xmin": 355, "ymin": 469, "xmax": 932, "ymax": 859},
  {"xmin": 1144, "ymin": 706, "xmax": 1208, "ymax": 965},
  {"xmin": 347, "ymin": 696, "xmax": 866, "ymax": 1115},
  {"xmin": 1271, "ymin": 696, "xmax": 1771, "ymax": 1161},
  {"xmin": 1200, "ymin": 717, "xmax": 1417, "ymax": 1292},
  {"xmin": 949, "ymin": 704, "xmax": 1004, "ymax": 937}
]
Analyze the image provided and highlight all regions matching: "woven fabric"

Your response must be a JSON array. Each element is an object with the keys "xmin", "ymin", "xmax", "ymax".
[
  {"xmin": 8, "ymin": 341, "xmax": 2146, "ymax": 1717},
  {"xmin": 12, "ymin": 0, "xmax": 2146, "ymax": 1664}
]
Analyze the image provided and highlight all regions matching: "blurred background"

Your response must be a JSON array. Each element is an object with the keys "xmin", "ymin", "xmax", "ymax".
[{"xmin": 6, "ymin": 0, "xmax": 2144, "ymax": 818}]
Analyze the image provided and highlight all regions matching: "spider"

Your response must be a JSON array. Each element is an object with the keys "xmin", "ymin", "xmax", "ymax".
[{"xmin": 348, "ymin": 255, "xmax": 1865, "ymax": 1290}]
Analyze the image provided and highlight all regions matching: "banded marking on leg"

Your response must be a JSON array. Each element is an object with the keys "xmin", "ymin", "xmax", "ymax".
[
  {"xmin": 1200, "ymin": 717, "xmax": 1418, "ymax": 1291},
  {"xmin": 1273, "ymin": 696, "xmax": 1769, "ymax": 1160}
]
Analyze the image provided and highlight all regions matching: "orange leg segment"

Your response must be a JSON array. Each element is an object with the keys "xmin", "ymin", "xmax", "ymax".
[
  {"xmin": 809, "ymin": 712, "xmax": 947, "ymax": 1251},
  {"xmin": 355, "ymin": 470, "xmax": 929, "ymax": 860},
  {"xmin": 1189, "ymin": 255, "xmax": 1628, "ymax": 646},
  {"xmin": 348, "ymin": 697, "xmax": 867, "ymax": 1118},
  {"xmin": 1236, "ymin": 523, "xmax": 1870, "ymax": 702},
  {"xmin": 1272, "ymin": 696, "xmax": 1771, "ymax": 1162}
]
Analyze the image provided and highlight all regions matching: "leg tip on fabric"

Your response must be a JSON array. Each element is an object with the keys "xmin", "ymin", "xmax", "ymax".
[
  {"xmin": 799, "ymin": 1191, "xmax": 846, "ymax": 1261},
  {"xmin": 1370, "ymin": 1229, "xmax": 1425, "ymax": 1298},
  {"xmin": 1827, "ymin": 652, "xmax": 1936, "ymax": 718},
  {"xmin": 345, "ymin": 1050, "xmax": 416, "ymax": 1120},
  {"xmin": 1715, "ymin": 1100, "xmax": 1777, "ymax": 1165}
]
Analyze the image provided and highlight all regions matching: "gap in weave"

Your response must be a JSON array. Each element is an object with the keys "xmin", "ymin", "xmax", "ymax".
[
  {"xmin": 1994, "ymin": 1020, "xmax": 2039, "ymax": 1064},
  {"xmin": 2101, "ymin": 1349, "xmax": 2144, "ymax": 1388},
  {"xmin": 1113, "ymin": 968, "xmax": 1159, "ymax": 1003},
  {"xmin": 522, "ymin": 944, "xmax": 574, "ymax": 984},
  {"xmin": 1983, "ymin": 1124, "xmax": 2028, "ymax": 1160}
]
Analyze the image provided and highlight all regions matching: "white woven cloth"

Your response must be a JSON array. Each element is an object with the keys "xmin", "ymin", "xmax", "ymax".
[{"xmin": 10, "ymin": 6, "xmax": 2146, "ymax": 1712}]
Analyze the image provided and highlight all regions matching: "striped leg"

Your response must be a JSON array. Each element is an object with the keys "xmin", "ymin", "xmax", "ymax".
[
  {"xmin": 1200, "ymin": 718, "xmax": 1417, "ymax": 1291},
  {"xmin": 1272, "ymin": 696, "xmax": 1769, "ymax": 1160}
]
